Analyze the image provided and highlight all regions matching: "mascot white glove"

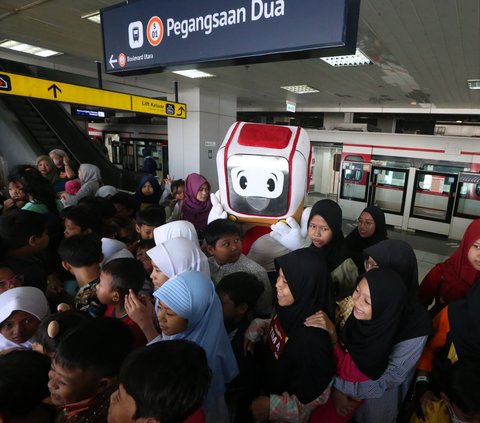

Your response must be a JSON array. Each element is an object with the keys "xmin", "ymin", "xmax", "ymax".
[
  {"xmin": 208, "ymin": 191, "xmax": 228, "ymax": 223},
  {"xmin": 269, "ymin": 207, "xmax": 311, "ymax": 251}
]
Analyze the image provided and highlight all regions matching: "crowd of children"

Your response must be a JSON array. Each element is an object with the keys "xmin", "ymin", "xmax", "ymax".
[{"xmin": 0, "ymin": 156, "xmax": 480, "ymax": 423}]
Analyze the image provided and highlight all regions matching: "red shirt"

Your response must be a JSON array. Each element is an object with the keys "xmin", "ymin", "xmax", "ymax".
[{"xmin": 104, "ymin": 304, "xmax": 147, "ymax": 349}]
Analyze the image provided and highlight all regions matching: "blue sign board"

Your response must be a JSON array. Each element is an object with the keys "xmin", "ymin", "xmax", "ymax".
[{"xmin": 101, "ymin": 0, "xmax": 360, "ymax": 74}]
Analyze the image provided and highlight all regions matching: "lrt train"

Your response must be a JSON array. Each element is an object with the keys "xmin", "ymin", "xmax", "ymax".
[{"xmin": 304, "ymin": 129, "xmax": 480, "ymax": 240}]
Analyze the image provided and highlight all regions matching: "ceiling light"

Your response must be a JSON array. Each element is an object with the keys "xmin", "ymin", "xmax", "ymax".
[
  {"xmin": 281, "ymin": 85, "xmax": 319, "ymax": 94},
  {"xmin": 0, "ymin": 39, "xmax": 62, "ymax": 57},
  {"xmin": 82, "ymin": 12, "xmax": 101, "ymax": 24},
  {"xmin": 320, "ymin": 48, "xmax": 373, "ymax": 67},
  {"xmin": 467, "ymin": 79, "xmax": 480, "ymax": 90},
  {"xmin": 172, "ymin": 69, "xmax": 215, "ymax": 79}
]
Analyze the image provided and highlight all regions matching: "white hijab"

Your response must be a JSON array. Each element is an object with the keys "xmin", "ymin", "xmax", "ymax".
[
  {"xmin": 0, "ymin": 287, "xmax": 50, "ymax": 351},
  {"xmin": 147, "ymin": 237, "xmax": 210, "ymax": 278},
  {"xmin": 101, "ymin": 237, "xmax": 133, "ymax": 266},
  {"xmin": 153, "ymin": 220, "xmax": 200, "ymax": 247}
]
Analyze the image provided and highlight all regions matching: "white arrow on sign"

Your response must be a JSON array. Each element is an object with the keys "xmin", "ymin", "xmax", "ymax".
[{"xmin": 109, "ymin": 54, "xmax": 118, "ymax": 68}]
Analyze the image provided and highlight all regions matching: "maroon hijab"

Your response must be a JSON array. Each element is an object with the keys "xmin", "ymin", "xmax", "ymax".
[{"xmin": 182, "ymin": 173, "xmax": 212, "ymax": 232}]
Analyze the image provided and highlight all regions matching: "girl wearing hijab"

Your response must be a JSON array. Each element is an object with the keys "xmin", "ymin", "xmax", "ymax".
[
  {"xmin": 415, "ymin": 280, "xmax": 480, "ymax": 420},
  {"xmin": 307, "ymin": 269, "xmax": 409, "ymax": 423},
  {"xmin": 135, "ymin": 175, "xmax": 162, "ymax": 210},
  {"xmin": 245, "ymin": 248, "xmax": 335, "ymax": 423},
  {"xmin": 153, "ymin": 271, "xmax": 238, "ymax": 423},
  {"xmin": 125, "ymin": 237, "xmax": 210, "ymax": 343},
  {"xmin": 307, "ymin": 199, "xmax": 358, "ymax": 300},
  {"xmin": 345, "ymin": 206, "xmax": 388, "ymax": 270},
  {"xmin": 36, "ymin": 155, "xmax": 65, "ymax": 193},
  {"xmin": 153, "ymin": 220, "xmax": 200, "ymax": 247},
  {"xmin": 181, "ymin": 173, "xmax": 212, "ymax": 236},
  {"xmin": 61, "ymin": 163, "xmax": 102, "ymax": 207},
  {"xmin": 419, "ymin": 219, "xmax": 480, "ymax": 313},
  {"xmin": 0, "ymin": 286, "xmax": 50, "ymax": 352},
  {"xmin": 327, "ymin": 240, "xmax": 432, "ymax": 423}
]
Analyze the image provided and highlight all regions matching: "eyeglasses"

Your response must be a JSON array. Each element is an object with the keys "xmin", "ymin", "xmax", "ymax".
[
  {"xmin": 357, "ymin": 219, "xmax": 375, "ymax": 227},
  {"xmin": 0, "ymin": 274, "xmax": 24, "ymax": 288},
  {"xmin": 364, "ymin": 258, "xmax": 378, "ymax": 272}
]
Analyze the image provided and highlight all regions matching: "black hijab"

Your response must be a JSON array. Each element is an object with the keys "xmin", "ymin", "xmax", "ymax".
[
  {"xmin": 274, "ymin": 248, "xmax": 335, "ymax": 333},
  {"xmin": 345, "ymin": 205, "xmax": 388, "ymax": 256},
  {"xmin": 365, "ymin": 240, "xmax": 432, "ymax": 342},
  {"xmin": 308, "ymin": 199, "xmax": 350, "ymax": 271},
  {"xmin": 341, "ymin": 268, "xmax": 407, "ymax": 380},
  {"xmin": 448, "ymin": 279, "xmax": 480, "ymax": 358}
]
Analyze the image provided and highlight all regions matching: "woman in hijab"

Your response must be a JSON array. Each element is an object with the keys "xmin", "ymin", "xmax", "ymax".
[
  {"xmin": 328, "ymin": 240, "xmax": 433, "ymax": 423},
  {"xmin": 36, "ymin": 155, "xmax": 65, "ymax": 193},
  {"xmin": 125, "ymin": 237, "xmax": 210, "ymax": 344},
  {"xmin": 308, "ymin": 268, "xmax": 408, "ymax": 422},
  {"xmin": 61, "ymin": 163, "xmax": 102, "ymax": 207},
  {"xmin": 415, "ymin": 280, "xmax": 480, "ymax": 419},
  {"xmin": 134, "ymin": 175, "xmax": 162, "ymax": 210},
  {"xmin": 345, "ymin": 206, "xmax": 388, "ymax": 270},
  {"xmin": 181, "ymin": 173, "xmax": 213, "ymax": 237},
  {"xmin": 153, "ymin": 220, "xmax": 200, "ymax": 247},
  {"xmin": 246, "ymin": 248, "xmax": 335, "ymax": 423},
  {"xmin": 153, "ymin": 271, "xmax": 238, "ymax": 423},
  {"xmin": 49, "ymin": 149, "xmax": 77, "ymax": 179},
  {"xmin": 307, "ymin": 199, "xmax": 358, "ymax": 300},
  {"xmin": 419, "ymin": 219, "xmax": 480, "ymax": 313}
]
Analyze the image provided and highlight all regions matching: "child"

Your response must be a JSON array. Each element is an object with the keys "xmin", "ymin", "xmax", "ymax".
[
  {"xmin": 0, "ymin": 350, "xmax": 54, "ymax": 423},
  {"xmin": 163, "ymin": 178, "xmax": 185, "ymax": 222},
  {"xmin": 0, "ymin": 209, "xmax": 50, "ymax": 291},
  {"xmin": 154, "ymin": 220, "xmax": 200, "ymax": 247},
  {"xmin": 0, "ymin": 263, "xmax": 23, "ymax": 294},
  {"xmin": 64, "ymin": 179, "xmax": 81, "ymax": 196},
  {"xmin": 135, "ymin": 206, "xmax": 166, "ymax": 241},
  {"xmin": 3, "ymin": 177, "xmax": 27, "ymax": 212},
  {"xmin": 0, "ymin": 286, "xmax": 50, "ymax": 352},
  {"xmin": 32, "ymin": 310, "xmax": 91, "ymax": 357},
  {"xmin": 62, "ymin": 205, "xmax": 101, "ymax": 237},
  {"xmin": 58, "ymin": 232, "xmax": 105, "ymax": 317},
  {"xmin": 205, "ymin": 219, "xmax": 273, "ymax": 317},
  {"xmin": 136, "ymin": 238, "xmax": 155, "ymax": 278},
  {"xmin": 108, "ymin": 340, "xmax": 211, "ymax": 423},
  {"xmin": 111, "ymin": 192, "xmax": 137, "ymax": 226},
  {"xmin": 96, "ymin": 257, "xmax": 148, "ymax": 348},
  {"xmin": 48, "ymin": 318, "xmax": 133, "ymax": 422},
  {"xmin": 61, "ymin": 163, "xmax": 102, "ymax": 207},
  {"xmin": 153, "ymin": 271, "xmax": 238, "ymax": 423},
  {"xmin": 135, "ymin": 175, "xmax": 162, "ymax": 210},
  {"xmin": 182, "ymin": 173, "xmax": 212, "ymax": 235}
]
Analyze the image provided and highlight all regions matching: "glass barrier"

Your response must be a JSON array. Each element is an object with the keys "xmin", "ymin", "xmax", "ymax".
[
  {"xmin": 454, "ymin": 173, "xmax": 480, "ymax": 219},
  {"xmin": 339, "ymin": 161, "xmax": 370, "ymax": 202},
  {"xmin": 369, "ymin": 167, "xmax": 409, "ymax": 215}
]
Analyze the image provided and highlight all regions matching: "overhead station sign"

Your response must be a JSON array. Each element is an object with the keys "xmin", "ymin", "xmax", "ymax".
[
  {"xmin": 0, "ymin": 72, "xmax": 186, "ymax": 119},
  {"xmin": 101, "ymin": 0, "xmax": 360, "ymax": 74}
]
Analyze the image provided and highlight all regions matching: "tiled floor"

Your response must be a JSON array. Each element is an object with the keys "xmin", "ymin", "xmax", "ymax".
[{"xmin": 343, "ymin": 220, "xmax": 458, "ymax": 282}]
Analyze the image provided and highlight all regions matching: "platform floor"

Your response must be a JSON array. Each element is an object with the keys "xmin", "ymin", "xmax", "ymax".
[{"xmin": 343, "ymin": 220, "xmax": 458, "ymax": 282}]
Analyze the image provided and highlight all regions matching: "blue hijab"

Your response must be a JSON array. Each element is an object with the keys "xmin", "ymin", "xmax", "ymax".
[
  {"xmin": 153, "ymin": 271, "xmax": 238, "ymax": 406},
  {"xmin": 135, "ymin": 175, "xmax": 161, "ymax": 207}
]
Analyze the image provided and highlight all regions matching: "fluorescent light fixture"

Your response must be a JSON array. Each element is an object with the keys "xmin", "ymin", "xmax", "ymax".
[
  {"xmin": 321, "ymin": 48, "xmax": 373, "ymax": 67},
  {"xmin": 0, "ymin": 39, "xmax": 62, "ymax": 57},
  {"xmin": 281, "ymin": 85, "xmax": 319, "ymax": 94},
  {"xmin": 82, "ymin": 12, "xmax": 101, "ymax": 24},
  {"xmin": 467, "ymin": 79, "xmax": 480, "ymax": 90},
  {"xmin": 172, "ymin": 69, "xmax": 215, "ymax": 79}
]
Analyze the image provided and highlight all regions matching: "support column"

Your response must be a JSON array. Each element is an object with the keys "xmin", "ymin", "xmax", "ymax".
[{"xmin": 168, "ymin": 87, "xmax": 236, "ymax": 191}]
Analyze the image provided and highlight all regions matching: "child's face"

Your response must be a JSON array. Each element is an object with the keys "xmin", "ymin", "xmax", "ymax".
[
  {"xmin": 308, "ymin": 215, "xmax": 333, "ymax": 248},
  {"xmin": 150, "ymin": 264, "xmax": 169, "ymax": 289},
  {"xmin": 108, "ymin": 384, "xmax": 137, "ymax": 423},
  {"xmin": 174, "ymin": 185, "xmax": 185, "ymax": 201},
  {"xmin": 207, "ymin": 234, "xmax": 242, "ymax": 265},
  {"xmin": 275, "ymin": 268, "xmax": 295, "ymax": 307},
  {"xmin": 0, "ymin": 267, "xmax": 22, "ymax": 294},
  {"xmin": 0, "ymin": 310, "xmax": 40, "ymax": 344},
  {"xmin": 468, "ymin": 239, "xmax": 480, "ymax": 271},
  {"xmin": 217, "ymin": 291, "xmax": 246, "ymax": 324},
  {"xmin": 96, "ymin": 272, "xmax": 118, "ymax": 305},
  {"xmin": 156, "ymin": 301, "xmax": 188, "ymax": 336},
  {"xmin": 135, "ymin": 224, "xmax": 155, "ymax": 240},
  {"xmin": 141, "ymin": 181, "xmax": 154, "ymax": 197},
  {"xmin": 352, "ymin": 278, "xmax": 372, "ymax": 321},
  {"xmin": 64, "ymin": 218, "xmax": 83, "ymax": 238},
  {"xmin": 196, "ymin": 183, "xmax": 210, "ymax": 202},
  {"xmin": 114, "ymin": 203, "xmax": 134, "ymax": 221},
  {"xmin": 37, "ymin": 160, "xmax": 51, "ymax": 175},
  {"xmin": 31, "ymin": 227, "xmax": 50, "ymax": 253},
  {"xmin": 8, "ymin": 182, "xmax": 25, "ymax": 202},
  {"xmin": 136, "ymin": 248, "xmax": 153, "ymax": 276},
  {"xmin": 48, "ymin": 360, "xmax": 105, "ymax": 406}
]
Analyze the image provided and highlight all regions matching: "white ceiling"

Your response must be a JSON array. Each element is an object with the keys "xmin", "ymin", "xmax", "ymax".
[{"xmin": 0, "ymin": 0, "xmax": 479, "ymax": 114}]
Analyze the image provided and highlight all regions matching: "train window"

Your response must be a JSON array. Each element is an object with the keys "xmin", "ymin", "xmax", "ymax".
[
  {"xmin": 344, "ymin": 155, "xmax": 364, "ymax": 162},
  {"xmin": 422, "ymin": 164, "xmax": 464, "ymax": 173},
  {"xmin": 476, "ymin": 184, "xmax": 480, "ymax": 196},
  {"xmin": 344, "ymin": 169, "xmax": 363, "ymax": 181}
]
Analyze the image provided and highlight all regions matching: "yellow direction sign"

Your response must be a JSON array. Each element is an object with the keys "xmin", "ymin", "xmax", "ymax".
[{"xmin": 0, "ymin": 72, "xmax": 186, "ymax": 119}]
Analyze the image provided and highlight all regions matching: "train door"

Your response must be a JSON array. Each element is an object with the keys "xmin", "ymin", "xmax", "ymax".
[
  {"xmin": 338, "ymin": 160, "xmax": 371, "ymax": 220},
  {"xmin": 368, "ymin": 166, "xmax": 409, "ymax": 227},
  {"xmin": 407, "ymin": 170, "xmax": 458, "ymax": 236},
  {"xmin": 449, "ymin": 172, "xmax": 480, "ymax": 240}
]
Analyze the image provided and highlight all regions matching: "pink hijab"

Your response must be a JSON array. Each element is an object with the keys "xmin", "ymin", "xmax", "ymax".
[{"xmin": 181, "ymin": 173, "xmax": 212, "ymax": 232}]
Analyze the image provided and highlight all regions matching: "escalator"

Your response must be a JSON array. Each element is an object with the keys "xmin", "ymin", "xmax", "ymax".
[{"xmin": 0, "ymin": 59, "xmax": 143, "ymax": 191}]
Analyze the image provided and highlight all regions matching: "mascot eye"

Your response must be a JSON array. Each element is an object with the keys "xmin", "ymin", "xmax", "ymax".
[
  {"xmin": 240, "ymin": 175, "xmax": 248, "ymax": 190},
  {"xmin": 267, "ymin": 178, "xmax": 275, "ymax": 192}
]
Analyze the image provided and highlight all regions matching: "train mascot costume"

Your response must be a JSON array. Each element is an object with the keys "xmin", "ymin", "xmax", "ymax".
[{"xmin": 208, "ymin": 121, "xmax": 312, "ymax": 274}]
